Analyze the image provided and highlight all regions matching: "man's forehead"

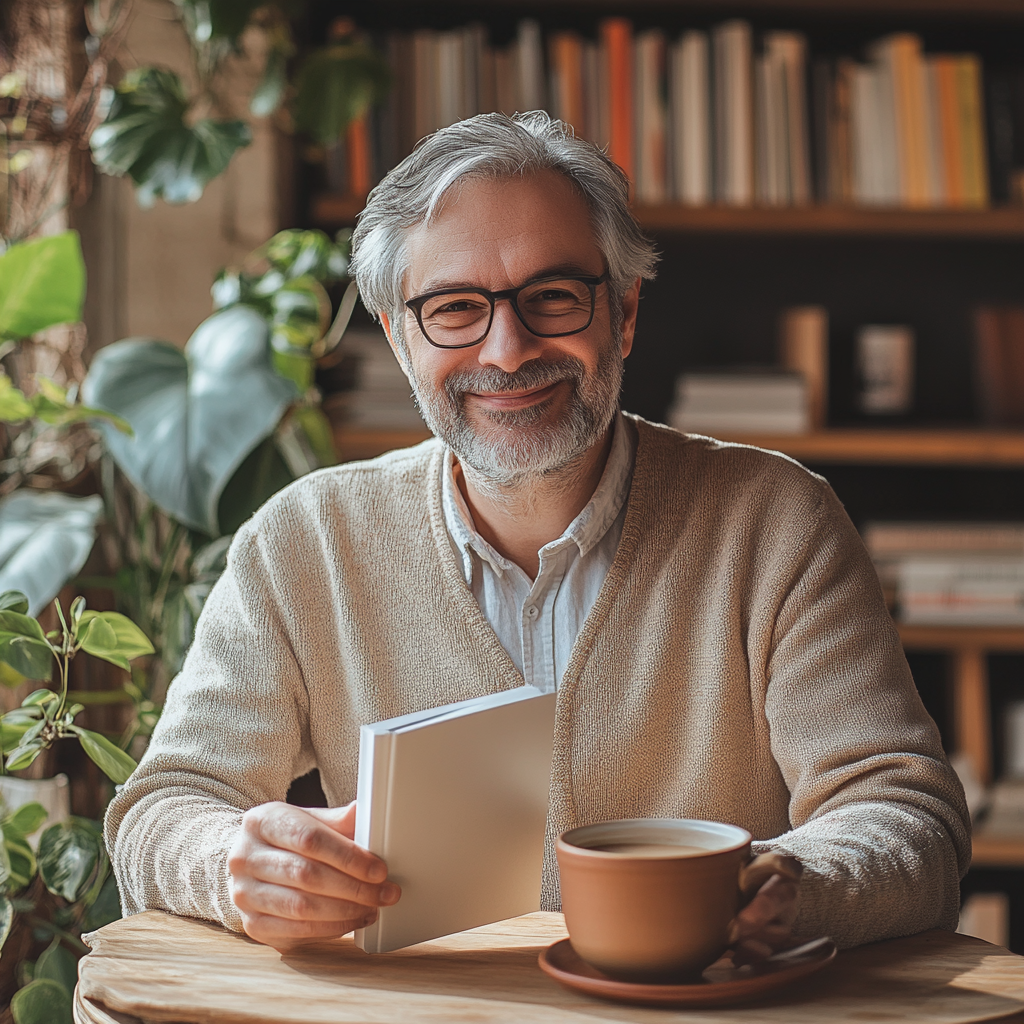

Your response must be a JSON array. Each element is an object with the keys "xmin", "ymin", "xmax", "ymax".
[{"xmin": 402, "ymin": 171, "xmax": 603, "ymax": 295}]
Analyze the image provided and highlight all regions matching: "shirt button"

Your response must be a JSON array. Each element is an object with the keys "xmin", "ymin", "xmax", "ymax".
[{"xmin": 525, "ymin": 605, "xmax": 540, "ymax": 620}]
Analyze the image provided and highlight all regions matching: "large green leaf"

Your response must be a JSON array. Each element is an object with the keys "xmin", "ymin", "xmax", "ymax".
[
  {"xmin": 10, "ymin": 978, "xmax": 72, "ymax": 1024},
  {"xmin": 6, "ymin": 801, "xmax": 48, "ymax": 837},
  {"xmin": 0, "ymin": 491, "xmax": 104, "ymax": 616},
  {"xmin": 78, "ymin": 610, "xmax": 153, "ymax": 672},
  {"xmin": 90, "ymin": 66, "xmax": 251, "ymax": 207},
  {"xmin": 82, "ymin": 873, "xmax": 121, "ymax": 931},
  {"xmin": 69, "ymin": 727, "xmax": 137, "ymax": 785},
  {"xmin": 37, "ymin": 819, "xmax": 101, "ymax": 902},
  {"xmin": 293, "ymin": 43, "xmax": 392, "ymax": 145},
  {"xmin": 81, "ymin": 305, "xmax": 298, "ymax": 535},
  {"xmin": 0, "ymin": 233, "xmax": 85, "ymax": 341},
  {"xmin": 33, "ymin": 937, "xmax": 78, "ymax": 996}
]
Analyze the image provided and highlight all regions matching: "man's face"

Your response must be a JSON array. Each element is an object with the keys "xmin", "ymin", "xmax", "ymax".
[{"xmin": 383, "ymin": 171, "xmax": 638, "ymax": 485}]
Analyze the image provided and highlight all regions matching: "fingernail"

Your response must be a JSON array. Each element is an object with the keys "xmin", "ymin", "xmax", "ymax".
[{"xmin": 381, "ymin": 883, "xmax": 401, "ymax": 904}]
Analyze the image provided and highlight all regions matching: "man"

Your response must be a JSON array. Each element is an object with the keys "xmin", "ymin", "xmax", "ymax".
[{"xmin": 106, "ymin": 112, "xmax": 970, "ymax": 957}]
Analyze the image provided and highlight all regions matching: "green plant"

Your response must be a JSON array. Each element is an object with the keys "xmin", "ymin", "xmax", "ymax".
[
  {"xmin": 0, "ymin": 805, "xmax": 121, "ymax": 1024},
  {"xmin": 0, "ymin": 589, "xmax": 150, "ymax": 781},
  {"xmin": 90, "ymin": 5, "xmax": 391, "ymax": 206}
]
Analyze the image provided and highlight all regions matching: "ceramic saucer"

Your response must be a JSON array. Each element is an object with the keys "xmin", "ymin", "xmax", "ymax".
[{"xmin": 538, "ymin": 936, "xmax": 837, "ymax": 1008}]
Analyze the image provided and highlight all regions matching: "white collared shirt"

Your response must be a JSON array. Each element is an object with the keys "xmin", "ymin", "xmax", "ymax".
[{"xmin": 441, "ymin": 412, "xmax": 637, "ymax": 692}]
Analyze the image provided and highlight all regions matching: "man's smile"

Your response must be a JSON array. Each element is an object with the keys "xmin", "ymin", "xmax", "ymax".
[{"xmin": 464, "ymin": 381, "xmax": 566, "ymax": 411}]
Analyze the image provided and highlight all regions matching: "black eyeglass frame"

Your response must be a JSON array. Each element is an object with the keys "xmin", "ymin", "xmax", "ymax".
[{"xmin": 404, "ymin": 272, "xmax": 611, "ymax": 350}]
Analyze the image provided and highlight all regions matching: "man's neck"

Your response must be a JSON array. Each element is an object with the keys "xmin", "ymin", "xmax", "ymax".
[{"xmin": 454, "ymin": 423, "xmax": 616, "ymax": 581}]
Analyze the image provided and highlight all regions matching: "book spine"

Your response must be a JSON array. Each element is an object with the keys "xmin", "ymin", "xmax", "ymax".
[
  {"xmin": 832, "ymin": 59, "xmax": 856, "ymax": 203},
  {"xmin": 582, "ymin": 40, "xmax": 602, "ymax": 145},
  {"xmin": 713, "ymin": 20, "xmax": 754, "ymax": 206},
  {"xmin": 958, "ymin": 54, "xmax": 990, "ymax": 208},
  {"xmin": 348, "ymin": 112, "xmax": 371, "ymax": 196},
  {"xmin": 602, "ymin": 17, "xmax": 634, "ymax": 181},
  {"xmin": 779, "ymin": 306, "xmax": 829, "ymax": 429},
  {"xmin": 924, "ymin": 58, "xmax": 948, "ymax": 206},
  {"xmin": 353, "ymin": 729, "xmax": 394, "ymax": 954},
  {"xmin": 413, "ymin": 29, "xmax": 438, "ymax": 141},
  {"xmin": 675, "ymin": 30, "xmax": 711, "ymax": 205},
  {"xmin": 517, "ymin": 19, "xmax": 545, "ymax": 112},
  {"xmin": 635, "ymin": 29, "xmax": 668, "ymax": 203}
]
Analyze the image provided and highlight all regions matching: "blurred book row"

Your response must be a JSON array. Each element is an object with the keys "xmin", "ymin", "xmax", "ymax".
[
  {"xmin": 327, "ymin": 18, "xmax": 1024, "ymax": 209},
  {"xmin": 864, "ymin": 521, "xmax": 1024, "ymax": 626},
  {"xmin": 666, "ymin": 304, "xmax": 1024, "ymax": 435}
]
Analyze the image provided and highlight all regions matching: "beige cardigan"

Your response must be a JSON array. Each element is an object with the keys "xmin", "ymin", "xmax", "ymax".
[{"xmin": 106, "ymin": 416, "xmax": 971, "ymax": 947}]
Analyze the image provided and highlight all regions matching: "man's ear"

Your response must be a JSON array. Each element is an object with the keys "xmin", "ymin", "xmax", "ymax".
[
  {"xmin": 619, "ymin": 277, "xmax": 641, "ymax": 360},
  {"xmin": 380, "ymin": 311, "xmax": 413, "ymax": 382}
]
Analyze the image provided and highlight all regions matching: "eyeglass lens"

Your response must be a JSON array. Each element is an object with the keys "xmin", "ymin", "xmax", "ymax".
[{"xmin": 418, "ymin": 278, "xmax": 594, "ymax": 347}]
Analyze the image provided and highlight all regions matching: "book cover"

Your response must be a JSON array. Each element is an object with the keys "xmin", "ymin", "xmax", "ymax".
[{"xmin": 354, "ymin": 687, "xmax": 557, "ymax": 954}]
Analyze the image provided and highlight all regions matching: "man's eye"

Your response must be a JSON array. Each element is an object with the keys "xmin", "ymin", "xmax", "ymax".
[
  {"xmin": 437, "ymin": 300, "xmax": 478, "ymax": 314},
  {"xmin": 536, "ymin": 289, "xmax": 574, "ymax": 301}
]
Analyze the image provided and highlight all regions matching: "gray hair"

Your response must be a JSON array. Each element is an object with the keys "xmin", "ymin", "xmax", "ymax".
[{"xmin": 350, "ymin": 111, "xmax": 658, "ymax": 346}]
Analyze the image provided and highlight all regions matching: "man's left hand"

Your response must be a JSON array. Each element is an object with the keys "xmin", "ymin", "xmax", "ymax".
[{"xmin": 728, "ymin": 859, "xmax": 803, "ymax": 965}]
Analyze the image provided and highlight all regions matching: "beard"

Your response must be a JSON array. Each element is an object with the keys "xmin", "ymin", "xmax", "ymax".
[{"xmin": 409, "ymin": 334, "xmax": 624, "ymax": 487}]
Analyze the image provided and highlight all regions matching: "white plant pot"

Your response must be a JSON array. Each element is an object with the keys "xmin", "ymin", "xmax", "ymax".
[{"xmin": 0, "ymin": 773, "xmax": 70, "ymax": 847}]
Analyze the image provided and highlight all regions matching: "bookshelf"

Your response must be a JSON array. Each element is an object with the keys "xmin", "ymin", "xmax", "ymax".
[{"xmin": 309, "ymin": 0, "xmax": 1024, "ymax": 919}]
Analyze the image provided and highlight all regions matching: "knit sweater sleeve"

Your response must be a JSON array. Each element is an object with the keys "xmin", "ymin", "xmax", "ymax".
[
  {"xmin": 754, "ymin": 479, "xmax": 971, "ymax": 947},
  {"xmin": 104, "ymin": 524, "xmax": 312, "ymax": 931}
]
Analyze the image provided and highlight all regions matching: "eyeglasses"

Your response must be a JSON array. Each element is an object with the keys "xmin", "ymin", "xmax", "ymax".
[{"xmin": 404, "ymin": 272, "xmax": 610, "ymax": 350}]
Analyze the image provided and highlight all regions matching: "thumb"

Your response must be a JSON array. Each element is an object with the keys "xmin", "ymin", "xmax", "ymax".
[{"xmin": 306, "ymin": 800, "xmax": 357, "ymax": 839}]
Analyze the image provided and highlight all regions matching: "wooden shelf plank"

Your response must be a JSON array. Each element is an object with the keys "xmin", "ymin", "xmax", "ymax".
[
  {"xmin": 312, "ymin": 195, "xmax": 1024, "ymax": 239},
  {"xmin": 716, "ymin": 429, "xmax": 1024, "ymax": 466},
  {"xmin": 972, "ymin": 835, "xmax": 1024, "ymax": 868},
  {"xmin": 898, "ymin": 625, "xmax": 1024, "ymax": 651},
  {"xmin": 633, "ymin": 204, "xmax": 1024, "ymax": 237},
  {"xmin": 329, "ymin": 425, "xmax": 1024, "ymax": 467}
]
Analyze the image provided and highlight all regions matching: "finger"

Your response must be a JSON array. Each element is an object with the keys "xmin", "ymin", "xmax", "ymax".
[
  {"xmin": 233, "ymin": 877, "xmax": 383, "ymax": 923},
  {"xmin": 241, "ymin": 907, "xmax": 378, "ymax": 950},
  {"xmin": 307, "ymin": 801, "xmax": 357, "ymax": 840},
  {"xmin": 250, "ymin": 804, "xmax": 387, "ymax": 883},
  {"xmin": 732, "ymin": 937, "xmax": 776, "ymax": 966},
  {"xmin": 734, "ymin": 877, "xmax": 800, "ymax": 932},
  {"xmin": 246, "ymin": 848, "xmax": 401, "ymax": 908}
]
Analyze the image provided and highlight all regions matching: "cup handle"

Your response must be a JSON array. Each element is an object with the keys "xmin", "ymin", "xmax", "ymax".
[{"xmin": 737, "ymin": 852, "xmax": 803, "ymax": 906}]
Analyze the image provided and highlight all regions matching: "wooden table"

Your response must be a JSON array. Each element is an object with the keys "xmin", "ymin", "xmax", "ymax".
[{"xmin": 75, "ymin": 911, "xmax": 1024, "ymax": 1024}]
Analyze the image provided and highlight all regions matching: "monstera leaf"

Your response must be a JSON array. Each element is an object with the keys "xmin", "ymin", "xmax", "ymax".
[
  {"xmin": 0, "ymin": 491, "xmax": 103, "ymax": 617},
  {"xmin": 82, "ymin": 306, "xmax": 297, "ymax": 536},
  {"xmin": 294, "ymin": 42, "xmax": 392, "ymax": 145},
  {"xmin": 0, "ymin": 232, "xmax": 85, "ymax": 341},
  {"xmin": 90, "ymin": 67, "xmax": 251, "ymax": 207}
]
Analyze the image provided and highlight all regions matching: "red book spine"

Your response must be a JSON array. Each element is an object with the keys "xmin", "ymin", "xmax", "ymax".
[
  {"xmin": 601, "ymin": 17, "xmax": 634, "ymax": 184},
  {"xmin": 347, "ymin": 115, "xmax": 372, "ymax": 198}
]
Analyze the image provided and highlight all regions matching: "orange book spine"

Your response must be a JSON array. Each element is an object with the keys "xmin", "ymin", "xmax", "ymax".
[
  {"xmin": 347, "ymin": 115, "xmax": 372, "ymax": 198},
  {"xmin": 934, "ymin": 57, "xmax": 964, "ymax": 206},
  {"xmin": 551, "ymin": 33, "xmax": 585, "ymax": 136},
  {"xmin": 601, "ymin": 17, "xmax": 634, "ymax": 182},
  {"xmin": 957, "ymin": 54, "xmax": 989, "ymax": 208}
]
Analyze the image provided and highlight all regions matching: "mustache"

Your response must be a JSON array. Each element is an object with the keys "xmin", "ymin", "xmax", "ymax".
[{"xmin": 442, "ymin": 357, "xmax": 586, "ymax": 403}]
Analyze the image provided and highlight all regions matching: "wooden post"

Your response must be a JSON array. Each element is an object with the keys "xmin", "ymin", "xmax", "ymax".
[{"xmin": 954, "ymin": 646, "xmax": 991, "ymax": 786}]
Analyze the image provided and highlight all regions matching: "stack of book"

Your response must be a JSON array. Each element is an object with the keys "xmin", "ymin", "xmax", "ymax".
[
  {"xmin": 863, "ymin": 521, "xmax": 1024, "ymax": 625},
  {"xmin": 332, "ymin": 19, "xmax": 1007, "ymax": 210},
  {"xmin": 323, "ymin": 328, "xmax": 424, "ymax": 431},
  {"xmin": 667, "ymin": 371, "xmax": 809, "ymax": 435}
]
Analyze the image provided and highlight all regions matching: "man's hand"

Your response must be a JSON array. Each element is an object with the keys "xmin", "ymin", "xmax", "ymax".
[
  {"xmin": 728, "ymin": 858, "xmax": 803, "ymax": 965},
  {"xmin": 228, "ymin": 800, "xmax": 400, "ymax": 951}
]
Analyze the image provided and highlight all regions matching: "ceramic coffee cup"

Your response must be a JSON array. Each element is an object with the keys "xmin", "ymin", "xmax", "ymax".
[{"xmin": 556, "ymin": 818, "xmax": 800, "ymax": 982}]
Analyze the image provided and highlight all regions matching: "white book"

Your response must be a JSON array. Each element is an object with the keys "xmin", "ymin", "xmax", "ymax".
[
  {"xmin": 713, "ymin": 20, "xmax": 754, "ymax": 206},
  {"xmin": 754, "ymin": 50, "xmax": 786, "ymax": 205},
  {"xmin": 354, "ymin": 687, "xmax": 556, "ymax": 954},
  {"xmin": 670, "ymin": 31, "xmax": 711, "ymax": 205},
  {"xmin": 517, "ymin": 19, "xmax": 545, "ymax": 112},
  {"xmin": 852, "ymin": 64, "xmax": 888, "ymax": 204}
]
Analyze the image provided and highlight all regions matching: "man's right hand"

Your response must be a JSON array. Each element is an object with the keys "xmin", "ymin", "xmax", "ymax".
[{"xmin": 227, "ymin": 800, "xmax": 400, "ymax": 951}]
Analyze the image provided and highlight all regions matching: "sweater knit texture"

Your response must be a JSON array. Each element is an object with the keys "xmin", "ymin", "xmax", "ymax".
[{"xmin": 105, "ymin": 415, "xmax": 971, "ymax": 948}]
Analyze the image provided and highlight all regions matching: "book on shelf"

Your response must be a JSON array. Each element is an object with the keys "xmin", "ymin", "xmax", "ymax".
[
  {"xmin": 974, "ymin": 307, "xmax": 1024, "ymax": 425},
  {"xmin": 779, "ymin": 306, "xmax": 829, "ymax": 430},
  {"xmin": 323, "ymin": 19, "xmax": 1015, "ymax": 214},
  {"xmin": 668, "ymin": 371, "xmax": 809, "ymax": 435},
  {"xmin": 862, "ymin": 520, "xmax": 1024, "ymax": 622},
  {"xmin": 353, "ymin": 686, "xmax": 556, "ymax": 954}
]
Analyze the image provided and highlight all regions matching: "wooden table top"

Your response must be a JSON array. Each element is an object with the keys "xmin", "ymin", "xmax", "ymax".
[{"xmin": 74, "ymin": 910, "xmax": 1024, "ymax": 1024}]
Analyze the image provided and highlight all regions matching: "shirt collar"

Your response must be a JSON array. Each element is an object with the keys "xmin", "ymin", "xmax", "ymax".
[{"xmin": 441, "ymin": 411, "xmax": 637, "ymax": 578}]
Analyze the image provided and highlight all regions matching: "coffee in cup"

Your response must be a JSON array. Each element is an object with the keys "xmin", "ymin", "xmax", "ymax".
[{"xmin": 556, "ymin": 818, "xmax": 799, "ymax": 982}]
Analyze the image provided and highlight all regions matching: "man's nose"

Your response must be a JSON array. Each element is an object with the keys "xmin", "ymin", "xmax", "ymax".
[{"xmin": 475, "ymin": 299, "xmax": 543, "ymax": 373}]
